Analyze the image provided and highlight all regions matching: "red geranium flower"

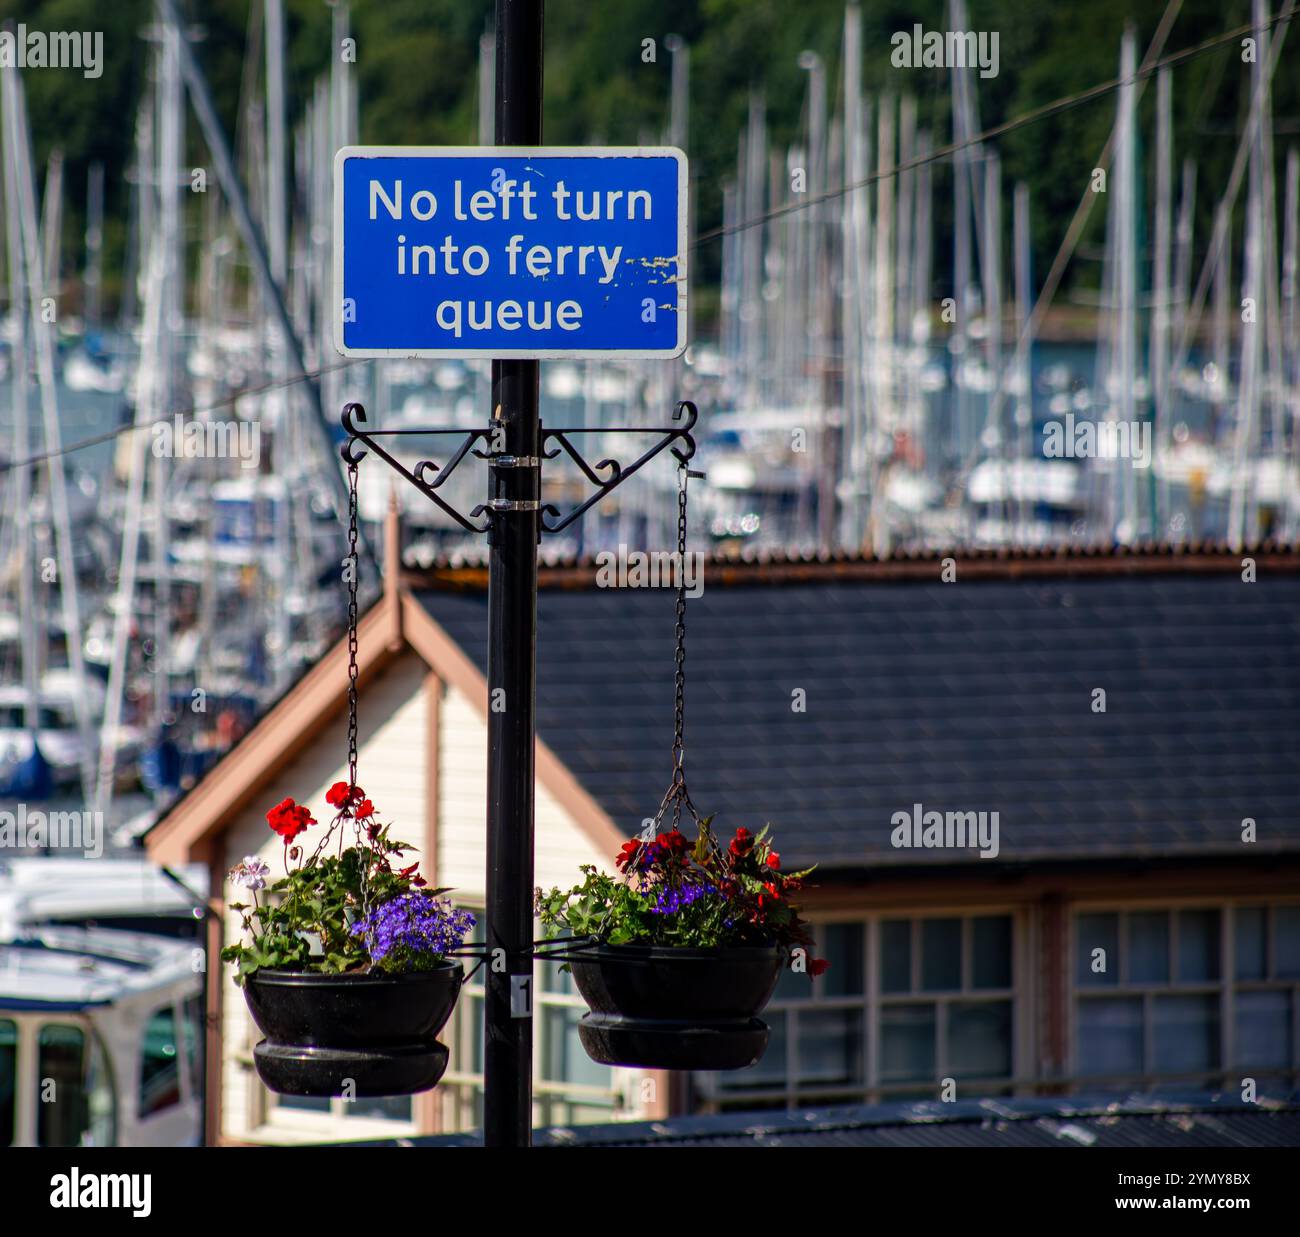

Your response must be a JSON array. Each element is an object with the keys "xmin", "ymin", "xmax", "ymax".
[
  {"xmin": 754, "ymin": 880, "xmax": 782, "ymax": 911},
  {"xmin": 326, "ymin": 781, "xmax": 364, "ymax": 810},
  {"xmin": 766, "ymin": 852, "xmax": 781, "ymax": 869},
  {"xmin": 614, "ymin": 839, "xmax": 642, "ymax": 871},
  {"xmin": 729, "ymin": 827, "xmax": 754, "ymax": 859},
  {"xmin": 266, "ymin": 797, "xmax": 315, "ymax": 842},
  {"xmin": 810, "ymin": 957, "xmax": 830, "ymax": 977},
  {"xmin": 354, "ymin": 799, "xmax": 375, "ymax": 819}
]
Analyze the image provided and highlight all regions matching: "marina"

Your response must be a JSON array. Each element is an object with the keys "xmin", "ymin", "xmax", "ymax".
[{"xmin": 0, "ymin": 0, "xmax": 1296, "ymax": 1165}]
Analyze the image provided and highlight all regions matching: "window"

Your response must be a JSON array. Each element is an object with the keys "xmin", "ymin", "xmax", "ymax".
[
  {"xmin": 276, "ymin": 1092, "xmax": 415, "ymax": 1123},
  {"xmin": 139, "ymin": 1005, "xmax": 182, "ymax": 1118},
  {"xmin": 1072, "ymin": 903, "xmax": 1300, "ymax": 1090},
  {"xmin": 440, "ymin": 917, "xmax": 620, "ymax": 1132},
  {"xmin": 84, "ymin": 1031, "xmax": 117, "ymax": 1147},
  {"xmin": 182, "ymin": 995, "xmax": 202, "ymax": 1098},
  {"xmin": 0, "ymin": 1020, "xmax": 15, "ymax": 1147},
  {"xmin": 37, "ymin": 1024, "xmax": 87, "ymax": 1147},
  {"xmin": 699, "ymin": 914, "xmax": 1018, "ymax": 1112}
]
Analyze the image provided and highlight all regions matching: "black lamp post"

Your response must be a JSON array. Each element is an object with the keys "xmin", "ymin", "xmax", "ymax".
[{"xmin": 484, "ymin": 0, "xmax": 544, "ymax": 1153}]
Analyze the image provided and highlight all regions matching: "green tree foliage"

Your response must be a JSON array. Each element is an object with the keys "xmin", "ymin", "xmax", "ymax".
[{"xmin": 1, "ymin": 0, "xmax": 1292, "ymax": 320}]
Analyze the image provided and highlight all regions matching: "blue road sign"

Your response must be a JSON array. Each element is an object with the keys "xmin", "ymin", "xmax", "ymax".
[{"xmin": 334, "ymin": 146, "xmax": 687, "ymax": 359}]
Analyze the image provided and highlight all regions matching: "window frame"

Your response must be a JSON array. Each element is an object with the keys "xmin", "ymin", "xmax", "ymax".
[
  {"xmin": 0, "ymin": 1016, "xmax": 18, "ymax": 1147},
  {"xmin": 440, "ymin": 910, "xmax": 628, "ymax": 1131},
  {"xmin": 137, "ymin": 1000, "xmax": 185, "ymax": 1121},
  {"xmin": 1067, "ymin": 896, "xmax": 1300, "ymax": 1091},
  {"xmin": 695, "ymin": 905, "xmax": 1030, "ymax": 1112}
]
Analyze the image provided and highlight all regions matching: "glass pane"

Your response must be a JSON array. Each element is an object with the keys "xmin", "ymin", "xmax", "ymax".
[
  {"xmin": 0, "ymin": 1020, "xmax": 16, "ymax": 1148},
  {"xmin": 1128, "ymin": 912, "xmax": 1170, "ymax": 983},
  {"xmin": 1276, "ymin": 907, "xmax": 1300, "ymax": 980},
  {"xmin": 38, "ymin": 1024, "xmax": 87, "ymax": 1147},
  {"xmin": 182, "ymin": 996, "xmax": 202, "ymax": 1095},
  {"xmin": 774, "ymin": 952, "xmax": 815, "ymax": 1000},
  {"xmin": 349, "ymin": 1095, "xmax": 413, "ymax": 1121},
  {"xmin": 793, "ymin": 1008, "xmax": 863, "ymax": 1088},
  {"xmin": 971, "ymin": 916, "xmax": 1012, "ymax": 989},
  {"xmin": 468, "ymin": 992, "xmax": 485, "ymax": 1074},
  {"xmin": 1235, "ymin": 991, "xmax": 1291, "ymax": 1070},
  {"xmin": 540, "ymin": 933, "xmax": 576, "ymax": 994},
  {"xmin": 920, "ymin": 918, "xmax": 961, "ymax": 992},
  {"xmin": 139, "ymin": 1005, "xmax": 181, "ymax": 1118},
  {"xmin": 1235, "ymin": 907, "xmax": 1267, "ymax": 980},
  {"xmin": 711, "ymin": 1011, "xmax": 788, "ymax": 1090},
  {"xmin": 816, "ymin": 923, "xmax": 864, "ymax": 998},
  {"xmin": 1076, "ymin": 997, "xmax": 1142, "ymax": 1077},
  {"xmin": 881, "ymin": 920, "xmax": 911, "ymax": 994},
  {"xmin": 541, "ymin": 1005, "xmax": 612, "ymax": 1089},
  {"xmin": 85, "ymin": 1033, "xmax": 116, "ymax": 1147},
  {"xmin": 278, "ymin": 1094, "xmax": 331, "ymax": 1112},
  {"xmin": 949, "ymin": 1001, "xmax": 1012, "ymax": 1079},
  {"xmin": 1153, "ymin": 995, "xmax": 1219, "ymax": 1073},
  {"xmin": 1076, "ymin": 913, "xmax": 1119, "ymax": 986},
  {"xmin": 880, "ymin": 1003, "xmax": 935, "ymax": 1083},
  {"xmin": 1176, "ymin": 910, "xmax": 1220, "ymax": 982}
]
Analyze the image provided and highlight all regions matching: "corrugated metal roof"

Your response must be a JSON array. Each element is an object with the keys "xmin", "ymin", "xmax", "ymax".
[{"xmin": 351, "ymin": 1092, "xmax": 1300, "ymax": 1148}]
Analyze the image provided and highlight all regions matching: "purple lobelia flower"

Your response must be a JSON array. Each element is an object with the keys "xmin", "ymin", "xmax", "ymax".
[
  {"xmin": 351, "ymin": 892, "xmax": 476, "ymax": 969},
  {"xmin": 649, "ymin": 882, "xmax": 716, "ymax": 915}
]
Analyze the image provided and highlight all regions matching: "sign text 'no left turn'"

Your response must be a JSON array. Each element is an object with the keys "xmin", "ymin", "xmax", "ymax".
[{"xmin": 335, "ymin": 146, "xmax": 687, "ymax": 359}]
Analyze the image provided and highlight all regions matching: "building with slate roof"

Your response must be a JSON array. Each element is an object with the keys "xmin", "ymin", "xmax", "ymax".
[{"xmin": 146, "ymin": 520, "xmax": 1300, "ymax": 1145}]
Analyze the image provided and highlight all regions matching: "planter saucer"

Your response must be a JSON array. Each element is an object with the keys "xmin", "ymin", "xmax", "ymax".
[
  {"xmin": 253, "ymin": 1039, "xmax": 450, "ymax": 1097},
  {"xmin": 578, "ymin": 1014, "xmax": 769, "ymax": 1071}
]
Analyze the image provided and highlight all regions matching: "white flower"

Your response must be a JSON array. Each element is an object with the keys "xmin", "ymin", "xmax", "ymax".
[{"xmin": 232, "ymin": 856, "xmax": 271, "ymax": 891}]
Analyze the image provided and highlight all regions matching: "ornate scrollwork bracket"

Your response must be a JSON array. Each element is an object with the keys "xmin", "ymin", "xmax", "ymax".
[{"xmin": 340, "ymin": 399, "xmax": 699, "ymax": 539}]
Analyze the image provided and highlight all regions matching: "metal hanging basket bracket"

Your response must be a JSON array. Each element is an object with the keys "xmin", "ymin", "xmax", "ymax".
[{"xmin": 340, "ymin": 399, "xmax": 700, "ymax": 539}]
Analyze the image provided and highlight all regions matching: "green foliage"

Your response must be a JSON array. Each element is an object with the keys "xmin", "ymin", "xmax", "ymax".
[
  {"xmin": 221, "ymin": 788, "xmax": 443, "ymax": 985},
  {"xmin": 536, "ymin": 817, "xmax": 823, "ymax": 960},
  {"xmin": 5, "ymin": 1, "xmax": 1287, "ymax": 327}
]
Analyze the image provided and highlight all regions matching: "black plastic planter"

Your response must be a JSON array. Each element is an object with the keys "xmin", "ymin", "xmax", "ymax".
[
  {"xmin": 569, "ymin": 944, "xmax": 785, "ymax": 1071},
  {"xmin": 244, "ymin": 962, "xmax": 462, "ymax": 1097}
]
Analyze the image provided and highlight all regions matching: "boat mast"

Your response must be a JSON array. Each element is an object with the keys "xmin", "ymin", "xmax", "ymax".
[
  {"xmin": 1, "ymin": 66, "xmax": 38, "ymax": 738},
  {"xmin": 1115, "ymin": 28, "xmax": 1138, "ymax": 543},
  {"xmin": 154, "ymin": 2, "xmax": 183, "ymax": 723},
  {"xmin": 1282, "ymin": 148, "xmax": 1298, "ymax": 541},
  {"xmin": 4, "ymin": 63, "xmax": 97, "ymax": 800},
  {"xmin": 83, "ymin": 162, "xmax": 104, "ymax": 332},
  {"xmin": 1012, "ymin": 182, "xmax": 1032, "ymax": 542}
]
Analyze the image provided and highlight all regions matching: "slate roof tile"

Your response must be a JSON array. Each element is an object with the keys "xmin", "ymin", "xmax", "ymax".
[{"xmin": 416, "ymin": 569, "xmax": 1300, "ymax": 871}]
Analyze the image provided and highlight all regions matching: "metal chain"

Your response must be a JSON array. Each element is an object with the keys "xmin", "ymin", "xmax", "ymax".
[
  {"xmin": 346, "ymin": 459, "xmax": 360, "ymax": 793},
  {"xmin": 647, "ymin": 458, "xmax": 698, "ymax": 838},
  {"xmin": 669, "ymin": 464, "xmax": 689, "ymax": 831}
]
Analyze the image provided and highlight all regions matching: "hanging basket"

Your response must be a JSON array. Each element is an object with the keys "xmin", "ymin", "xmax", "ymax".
[
  {"xmin": 245, "ymin": 963, "xmax": 463, "ymax": 1097},
  {"xmin": 569, "ymin": 943, "xmax": 785, "ymax": 1071}
]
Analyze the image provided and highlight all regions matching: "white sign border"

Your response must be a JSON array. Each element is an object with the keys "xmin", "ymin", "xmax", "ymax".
[{"xmin": 333, "ymin": 144, "xmax": 688, "ymax": 360}]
